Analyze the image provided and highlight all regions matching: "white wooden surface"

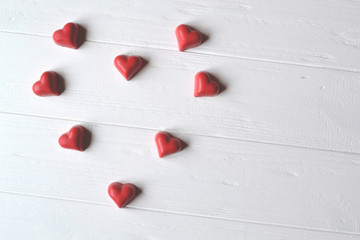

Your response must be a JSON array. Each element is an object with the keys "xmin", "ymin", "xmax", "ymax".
[{"xmin": 1, "ymin": 0, "xmax": 360, "ymax": 239}]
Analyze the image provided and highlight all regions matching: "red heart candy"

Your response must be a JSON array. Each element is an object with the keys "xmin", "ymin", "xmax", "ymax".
[
  {"xmin": 58, "ymin": 125, "xmax": 91, "ymax": 151},
  {"xmin": 114, "ymin": 55, "xmax": 144, "ymax": 80},
  {"xmin": 175, "ymin": 24, "xmax": 203, "ymax": 51},
  {"xmin": 53, "ymin": 22, "xmax": 84, "ymax": 49},
  {"xmin": 108, "ymin": 182, "xmax": 138, "ymax": 208},
  {"xmin": 155, "ymin": 131, "xmax": 182, "ymax": 158},
  {"xmin": 194, "ymin": 72, "xmax": 220, "ymax": 97},
  {"xmin": 32, "ymin": 71, "xmax": 64, "ymax": 96}
]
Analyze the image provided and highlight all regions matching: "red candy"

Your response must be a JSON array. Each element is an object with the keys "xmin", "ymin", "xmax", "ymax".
[
  {"xmin": 58, "ymin": 125, "xmax": 91, "ymax": 151},
  {"xmin": 155, "ymin": 131, "xmax": 182, "ymax": 158},
  {"xmin": 194, "ymin": 72, "xmax": 220, "ymax": 97},
  {"xmin": 114, "ymin": 55, "xmax": 144, "ymax": 80},
  {"xmin": 53, "ymin": 22, "xmax": 84, "ymax": 49},
  {"xmin": 175, "ymin": 24, "xmax": 203, "ymax": 51},
  {"xmin": 32, "ymin": 71, "xmax": 64, "ymax": 96},
  {"xmin": 108, "ymin": 182, "xmax": 138, "ymax": 208}
]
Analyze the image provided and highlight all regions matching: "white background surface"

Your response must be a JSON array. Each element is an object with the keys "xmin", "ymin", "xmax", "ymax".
[{"xmin": 0, "ymin": 0, "xmax": 360, "ymax": 239}]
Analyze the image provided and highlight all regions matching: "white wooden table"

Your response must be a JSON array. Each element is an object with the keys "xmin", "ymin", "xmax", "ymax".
[{"xmin": 1, "ymin": 0, "xmax": 360, "ymax": 239}]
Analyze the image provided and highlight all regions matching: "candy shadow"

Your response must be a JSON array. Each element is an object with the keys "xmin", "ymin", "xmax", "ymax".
[
  {"xmin": 180, "ymin": 138, "xmax": 188, "ymax": 151},
  {"xmin": 208, "ymin": 72, "xmax": 227, "ymax": 95},
  {"xmin": 167, "ymin": 132, "xmax": 188, "ymax": 151},
  {"xmin": 201, "ymin": 32, "xmax": 209, "ymax": 45},
  {"xmin": 136, "ymin": 57, "xmax": 149, "ymax": 79},
  {"xmin": 54, "ymin": 72, "xmax": 65, "ymax": 95},
  {"xmin": 82, "ymin": 127, "xmax": 92, "ymax": 151},
  {"xmin": 186, "ymin": 25, "xmax": 209, "ymax": 45},
  {"xmin": 76, "ymin": 24, "xmax": 87, "ymax": 49},
  {"xmin": 134, "ymin": 186, "xmax": 142, "ymax": 198}
]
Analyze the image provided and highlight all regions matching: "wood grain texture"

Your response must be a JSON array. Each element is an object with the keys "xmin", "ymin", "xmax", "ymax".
[
  {"xmin": 1, "ymin": 0, "xmax": 360, "ymax": 238},
  {"xmin": 1, "ymin": 0, "xmax": 360, "ymax": 71},
  {"xmin": 1, "ymin": 113, "xmax": 360, "ymax": 233},
  {"xmin": 1, "ymin": 193, "xmax": 359, "ymax": 240},
  {"xmin": 0, "ymin": 32, "xmax": 359, "ymax": 153}
]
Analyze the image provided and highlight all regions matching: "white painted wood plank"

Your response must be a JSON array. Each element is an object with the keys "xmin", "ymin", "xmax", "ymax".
[
  {"xmin": 1, "ymin": 113, "xmax": 360, "ymax": 233},
  {"xmin": 1, "ymin": 193, "xmax": 359, "ymax": 240},
  {"xmin": 1, "ymin": 0, "xmax": 360, "ymax": 71},
  {"xmin": 1, "ymin": 32, "xmax": 360, "ymax": 153}
]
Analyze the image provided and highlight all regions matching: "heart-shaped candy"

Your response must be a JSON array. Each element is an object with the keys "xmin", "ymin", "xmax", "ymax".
[
  {"xmin": 58, "ymin": 125, "xmax": 91, "ymax": 151},
  {"xmin": 175, "ymin": 24, "xmax": 203, "ymax": 51},
  {"xmin": 32, "ymin": 71, "xmax": 64, "ymax": 96},
  {"xmin": 194, "ymin": 71, "xmax": 220, "ymax": 97},
  {"xmin": 114, "ymin": 55, "xmax": 144, "ymax": 80},
  {"xmin": 155, "ymin": 131, "xmax": 182, "ymax": 158},
  {"xmin": 108, "ymin": 182, "xmax": 138, "ymax": 208},
  {"xmin": 53, "ymin": 22, "xmax": 85, "ymax": 49}
]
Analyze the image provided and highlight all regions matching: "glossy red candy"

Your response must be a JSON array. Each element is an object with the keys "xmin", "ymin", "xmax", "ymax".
[
  {"xmin": 108, "ymin": 182, "xmax": 138, "ymax": 208},
  {"xmin": 114, "ymin": 55, "xmax": 144, "ymax": 80},
  {"xmin": 155, "ymin": 131, "xmax": 182, "ymax": 158},
  {"xmin": 53, "ymin": 22, "xmax": 84, "ymax": 49},
  {"xmin": 58, "ymin": 125, "xmax": 91, "ymax": 151},
  {"xmin": 175, "ymin": 24, "xmax": 203, "ymax": 51},
  {"xmin": 32, "ymin": 71, "xmax": 64, "ymax": 96},
  {"xmin": 194, "ymin": 71, "xmax": 220, "ymax": 97}
]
